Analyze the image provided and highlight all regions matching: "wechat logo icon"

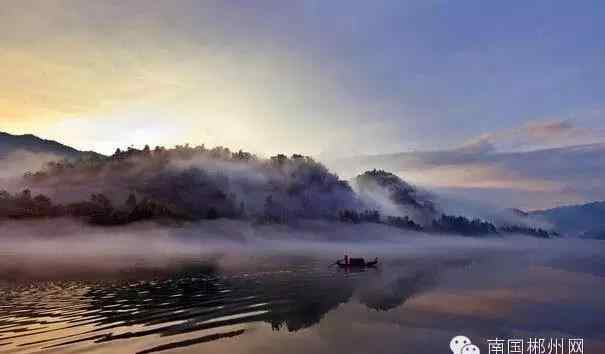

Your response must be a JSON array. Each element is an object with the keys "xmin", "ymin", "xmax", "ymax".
[{"xmin": 450, "ymin": 336, "xmax": 480, "ymax": 354}]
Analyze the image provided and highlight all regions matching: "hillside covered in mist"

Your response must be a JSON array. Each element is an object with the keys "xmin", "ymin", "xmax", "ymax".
[{"xmin": 0, "ymin": 141, "xmax": 556, "ymax": 238}]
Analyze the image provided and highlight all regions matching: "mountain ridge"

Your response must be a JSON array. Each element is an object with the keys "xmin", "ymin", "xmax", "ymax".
[
  {"xmin": 0, "ymin": 131, "xmax": 600, "ymax": 238},
  {"xmin": 0, "ymin": 131, "xmax": 101, "ymax": 158},
  {"xmin": 528, "ymin": 200, "xmax": 605, "ymax": 237}
]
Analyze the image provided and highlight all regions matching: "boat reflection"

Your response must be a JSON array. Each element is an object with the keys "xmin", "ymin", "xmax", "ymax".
[{"xmin": 0, "ymin": 257, "xmax": 452, "ymax": 353}]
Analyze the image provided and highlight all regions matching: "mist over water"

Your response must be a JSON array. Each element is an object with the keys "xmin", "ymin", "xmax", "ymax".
[
  {"xmin": 0, "ymin": 218, "xmax": 581, "ymax": 278},
  {"xmin": 1, "ymin": 220, "xmax": 604, "ymax": 353}
]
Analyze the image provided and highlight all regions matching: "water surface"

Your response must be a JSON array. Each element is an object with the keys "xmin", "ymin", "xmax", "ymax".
[{"xmin": 1, "ymin": 240, "xmax": 604, "ymax": 354}]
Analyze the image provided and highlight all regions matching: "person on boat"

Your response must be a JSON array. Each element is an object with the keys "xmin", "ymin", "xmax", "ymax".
[{"xmin": 336, "ymin": 255, "xmax": 378, "ymax": 267}]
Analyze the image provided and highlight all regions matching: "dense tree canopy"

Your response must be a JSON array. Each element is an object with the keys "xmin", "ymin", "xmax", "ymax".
[{"xmin": 0, "ymin": 143, "xmax": 557, "ymax": 237}]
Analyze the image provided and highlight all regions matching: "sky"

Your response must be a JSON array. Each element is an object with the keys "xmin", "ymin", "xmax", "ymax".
[{"xmin": 1, "ymin": 0, "xmax": 605, "ymax": 209}]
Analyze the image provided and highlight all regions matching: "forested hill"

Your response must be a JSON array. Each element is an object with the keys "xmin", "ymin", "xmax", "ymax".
[
  {"xmin": 10, "ymin": 145, "xmax": 358, "ymax": 224},
  {"xmin": 0, "ymin": 131, "xmax": 100, "ymax": 158},
  {"xmin": 0, "ymin": 142, "xmax": 557, "ymax": 238}
]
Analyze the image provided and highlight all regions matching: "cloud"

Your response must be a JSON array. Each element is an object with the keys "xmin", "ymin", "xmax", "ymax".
[
  {"xmin": 464, "ymin": 119, "xmax": 605, "ymax": 152},
  {"xmin": 525, "ymin": 120, "xmax": 575, "ymax": 137},
  {"xmin": 325, "ymin": 120, "xmax": 605, "ymax": 210}
]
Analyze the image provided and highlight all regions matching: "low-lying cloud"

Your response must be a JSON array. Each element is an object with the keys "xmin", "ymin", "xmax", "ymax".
[
  {"xmin": 0, "ymin": 217, "xmax": 585, "ymax": 281},
  {"xmin": 326, "ymin": 120, "xmax": 605, "ymax": 210},
  {"xmin": 0, "ymin": 149, "xmax": 63, "ymax": 180}
]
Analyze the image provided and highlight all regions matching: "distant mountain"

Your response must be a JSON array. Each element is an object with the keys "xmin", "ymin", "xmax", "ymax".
[
  {"xmin": 529, "ymin": 201, "xmax": 605, "ymax": 237},
  {"xmin": 0, "ymin": 132, "xmax": 99, "ymax": 159},
  {"xmin": 580, "ymin": 229, "xmax": 605, "ymax": 240}
]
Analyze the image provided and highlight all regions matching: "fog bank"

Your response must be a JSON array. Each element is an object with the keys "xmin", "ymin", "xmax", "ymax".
[{"xmin": 0, "ymin": 218, "xmax": 596, "ymax": 281}]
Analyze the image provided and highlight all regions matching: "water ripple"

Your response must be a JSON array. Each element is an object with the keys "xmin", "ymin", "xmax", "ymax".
[{"xmin": 0, "ymin": 258, "xmax": 440, "ymax": 353}]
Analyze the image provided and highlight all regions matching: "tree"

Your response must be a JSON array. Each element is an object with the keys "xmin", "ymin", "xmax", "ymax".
[
  {"xmin": 91, "ymin": 193, "xmax": 112, "ymax": 211},
  {"xmin": 33, "ymin": 194, "xmax": 51, "ymax": 206},
  {"xmin": 271, "ymin": 154, "xmax": 288, "ymax": 165},
  {"xmin": 264, "ymin": 195, "xmax": 275, "ymax": 216},
  {"xmin": 386, "ymin": 216, "xmax": 423, "ymax": 231},
  {"xmin": 238, "ymin": 201, "xmax": 246, "ymax": 217},
  {"xmin": 233, "ymin": 149, "xmax": 254, "ymax": 161},
  {"xmin": 207, "ymin": 208, "xmax": 218, "ymax": 219},
  {"xmin": 0, "ymin": 190, "xmax": 10, "ymax": 200},
  {"xmin": 339, "ymin": 209, "xmax": 360, "ymax": 223},
  {"xmin": 431, "ymin": 214, "xmax": 497, "ymax": 236},
  {"xmin": 125, "ymin": 193, "xmax": 137, "ymax": 210},
  {"xmin": 19, "ymin": 189, "xmax": 32, "ymax": 202}
]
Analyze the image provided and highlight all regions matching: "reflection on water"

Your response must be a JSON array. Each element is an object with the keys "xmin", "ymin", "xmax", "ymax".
[
  {"xmin": 1, "ymin": 245, "xmax": 605, "ymax": 354},
  {"xmin": 0, "ymin": 257, "xmax": 424, "ymax": 354}
]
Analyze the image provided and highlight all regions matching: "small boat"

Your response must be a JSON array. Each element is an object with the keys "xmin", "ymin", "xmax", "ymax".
[{"xmin": 336, "ymin": 255, "xmax": 378, "ymax": 268}]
